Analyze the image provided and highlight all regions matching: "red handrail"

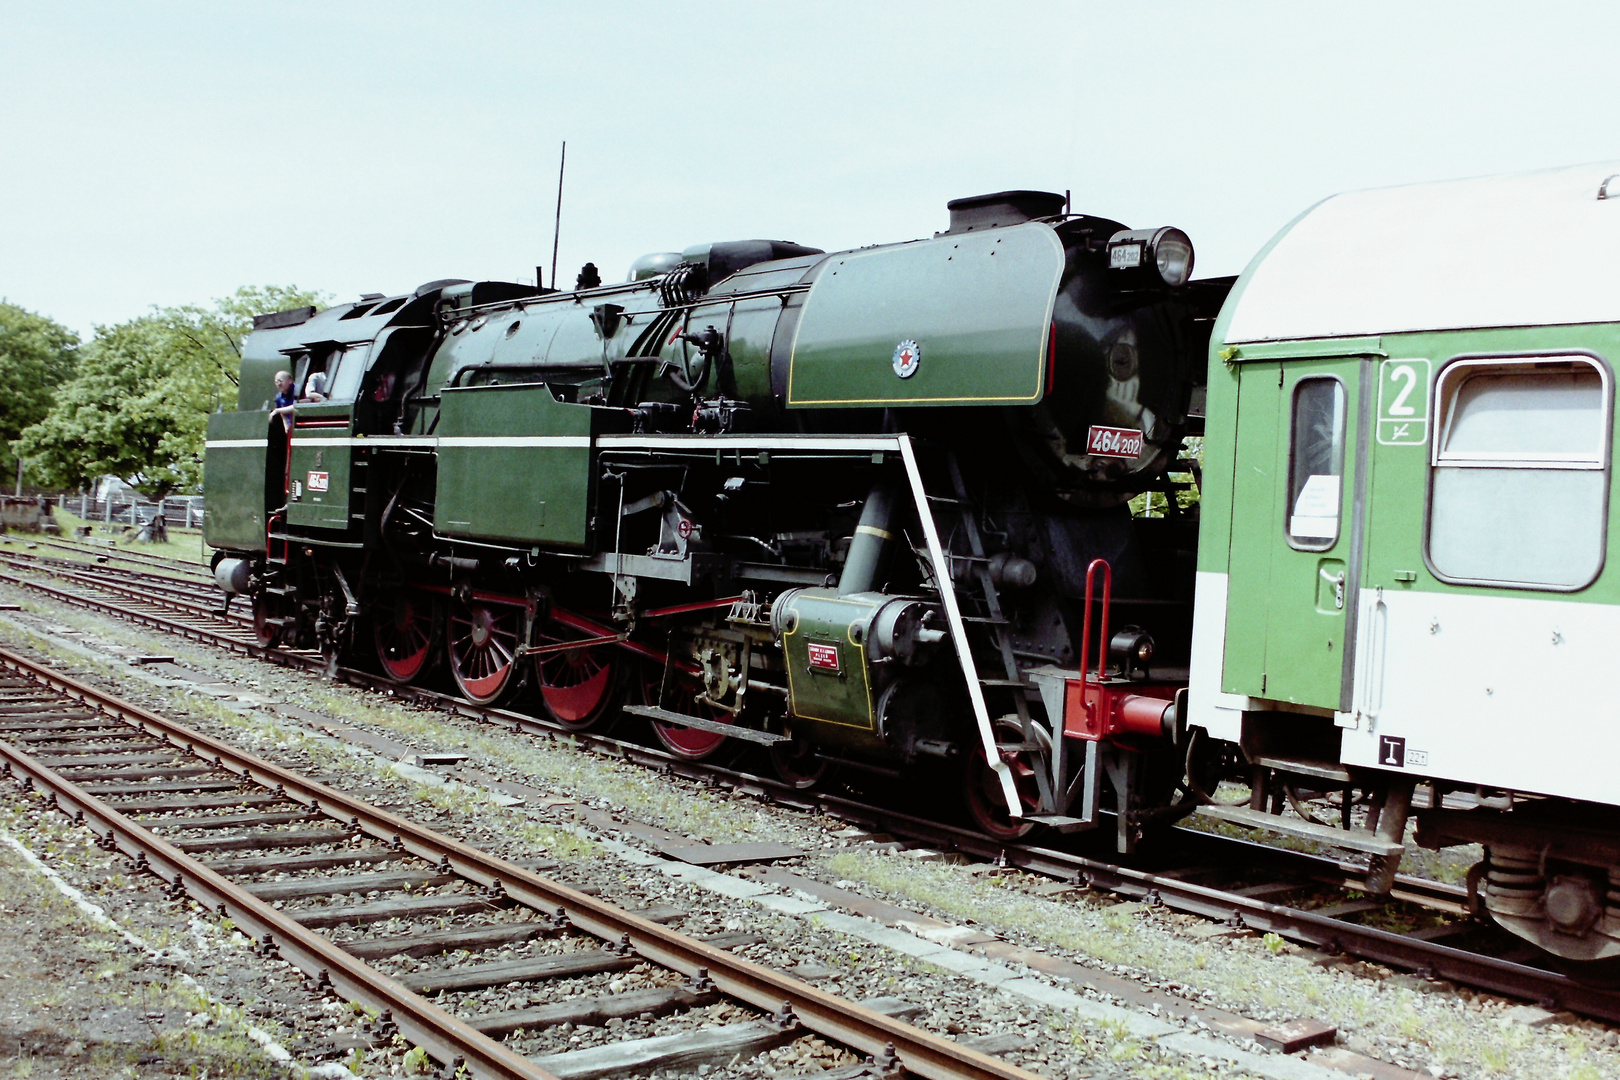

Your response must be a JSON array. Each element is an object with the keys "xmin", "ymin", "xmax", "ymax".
[{"xmin": 1079, "ymin": 558, "xmax": 1112, "ymax": 686}]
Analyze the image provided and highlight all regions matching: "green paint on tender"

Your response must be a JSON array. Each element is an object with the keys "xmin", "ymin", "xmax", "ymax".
[
  {"xmin": 787, "ymin": 223, "xmax": 1061, "ymax": 407},
  {"xmin": 203, "ymin": 411, "xmax": 271, "ymax": 553}
]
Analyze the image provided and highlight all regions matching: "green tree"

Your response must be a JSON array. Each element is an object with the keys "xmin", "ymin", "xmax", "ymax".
[
  {"xmin": 16, "ymin": 286, "xmax": 322, "ymax": 498},
  {"xmin": 0, "ymin": 302, "xmax": 79, "ymax": 478}
]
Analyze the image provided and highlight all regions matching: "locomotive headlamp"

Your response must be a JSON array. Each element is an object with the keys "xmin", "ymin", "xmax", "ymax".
[
  {"xmin": 1107, "ymin": 227, "xmax": 1195, "ymax": 288},
  {"xmin": 1108, "ymin": 625, "xmax": 1156, "ymax": 678}
]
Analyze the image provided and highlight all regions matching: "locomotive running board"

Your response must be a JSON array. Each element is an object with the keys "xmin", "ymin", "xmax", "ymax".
[
  {"xmin": 896, "ymin": 436, "xmax": 1024, "ymax": 821},
  {"xmin": 623, "ymin": 706, "xmax": 793, "ymax": 747}
]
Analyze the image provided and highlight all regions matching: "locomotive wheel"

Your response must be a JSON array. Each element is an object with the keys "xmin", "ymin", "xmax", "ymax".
[
  {"xmin": 964, "ymin": 717, "xmax": 1049, "ymax": 841},
  {"xmin": 768, "ymin": 727, "xmax": 828, "ymax": 790},
  {"xmin": 641, "ymin": 665, "xmax": 729, "ymax": 760},
  {"xmin": 374, "ymin": 590, "xmax": 436, "ymax": 685},
  {"xmin": 446, "ymin": 599, "xmax": 523, "ymax": 705},
  {"xmin": 532, "ymin": 619, "xmax": 624, "ymax": 731},
  {"xmin": 252, "ymin": 593, "xmax": 283, "ymax": 648}
]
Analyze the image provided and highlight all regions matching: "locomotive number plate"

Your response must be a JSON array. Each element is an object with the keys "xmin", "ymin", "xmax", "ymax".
[
  {"xmin": 807, "ymin": 641, "xmax": 841, "ymax": 673},
  {"xmin": 306, "ymin": 471, "xmax": 330, "ymax": 492},
  {"xmin": 1085, "ymin": 425, "xmax": 1144, "ymax": 459}
]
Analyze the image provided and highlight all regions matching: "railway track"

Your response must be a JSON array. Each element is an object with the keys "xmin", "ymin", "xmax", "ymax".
[
  {"xmin": 0, "ymin": 643, "xmax": 1033, "ymax": 1080},
  {"xmin": 2, "ymin": 543, "xmax": 1617, "ymax": 1029},
  {"xmin": 31, "ymin": 534, "xmax": 215, "ymax": 579}
]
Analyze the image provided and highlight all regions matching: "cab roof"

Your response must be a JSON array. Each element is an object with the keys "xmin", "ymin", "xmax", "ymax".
[{"xmin": 1222, "ymin": 161, "xmax": 1620, "ymax": 344}]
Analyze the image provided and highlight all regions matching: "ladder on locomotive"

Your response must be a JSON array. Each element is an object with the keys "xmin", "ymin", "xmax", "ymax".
[{"xmin": 926, "ymin": 451, "xmax": 1064, "ymax": 816}]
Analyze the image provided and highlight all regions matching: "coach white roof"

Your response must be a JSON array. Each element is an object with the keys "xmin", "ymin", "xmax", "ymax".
[{"xmin": 1222, "ymin": 161, "xmax": 1620, "ymax": 344}]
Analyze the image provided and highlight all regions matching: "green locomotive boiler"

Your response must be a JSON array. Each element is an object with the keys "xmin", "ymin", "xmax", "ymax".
[{"xmin": 205, "ymin": 190, "xmax": 1227, "ymax": 840}]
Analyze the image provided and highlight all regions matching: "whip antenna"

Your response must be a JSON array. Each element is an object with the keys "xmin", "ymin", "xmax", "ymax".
[{"xmin": 549, "ymin": 141, "xmax": 566, "ymax": 290}]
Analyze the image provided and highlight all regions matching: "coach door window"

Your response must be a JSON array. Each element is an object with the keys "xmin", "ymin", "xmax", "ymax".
[
  {"xmin": 1427, "ymin": 356, "xmax": 1610, "ymax": 589},
  {"xmin": 1286, "ymin": 377, "xmax": 1347, "ymax": 550}
]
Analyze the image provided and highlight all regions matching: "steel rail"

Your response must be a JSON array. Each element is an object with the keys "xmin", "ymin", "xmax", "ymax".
[
  {"xmin": 0, "ymin": 569, "xmax": 268, "ymax": 655},
  {"xmin": 0, "ymin": 680, "xmax": 559, "ymax": 1079},
  {"xmin": 16, "ymin": 549, "xmax": 220, "ymax": 592},
  {"xmin": 0, "ymin": 644, "xmax": 1035, "ymax": 1080},
  {"xmin": 1, "ymin": 560, "xmax": 1612, "ymax": 1023},
  {"xmin": 0, "ymin": 556, "xmax": 240, "ymax": 624},
  {"xmin": 31, "ymin": 536, "xmax": 213, "ymax": 578}
]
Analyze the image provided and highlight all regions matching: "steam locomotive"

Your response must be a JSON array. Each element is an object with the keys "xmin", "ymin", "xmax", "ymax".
[
  {"xmin": 206, "ymin": 189, "xmax": 1226, "ymax": 850},
  {"xmin": 207, "ymin": 165, "xmax": 1620, "ymax": 965}
]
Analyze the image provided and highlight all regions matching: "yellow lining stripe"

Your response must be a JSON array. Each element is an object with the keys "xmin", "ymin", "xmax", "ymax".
[{"xmin": 855, "ymin": 525, "xmax": 893, "ymax": 540}]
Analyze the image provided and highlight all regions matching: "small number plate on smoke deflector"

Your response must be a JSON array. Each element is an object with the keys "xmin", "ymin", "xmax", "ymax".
[
  {"xmin": 1086, "ymin": 425, "xmax": 1144, "ymax": 459},
  {"xmin": 807, "ymin": 642, "xmax": 841, "ymax": 673}
]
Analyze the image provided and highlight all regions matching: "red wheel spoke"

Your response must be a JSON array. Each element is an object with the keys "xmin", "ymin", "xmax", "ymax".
[{"xmin": 447, "ymin": 600, "xmax": 519, "ymax": 705}]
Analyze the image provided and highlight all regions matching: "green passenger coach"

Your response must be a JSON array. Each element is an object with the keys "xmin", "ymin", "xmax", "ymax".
[{"xmin": 1189, "ymin": 161, "xmax": 1620, "ymax": 961}]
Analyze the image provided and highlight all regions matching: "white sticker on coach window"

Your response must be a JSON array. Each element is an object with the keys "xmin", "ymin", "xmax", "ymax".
[{"xmin": 1290, "ymin": 473, "xmax": 1341, "ymax": 539}]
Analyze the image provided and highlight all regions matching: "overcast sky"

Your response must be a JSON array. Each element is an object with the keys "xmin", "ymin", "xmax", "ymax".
[{"xmin": 3, "ymin": 1, "xmax": 1616, "ymax": 337}]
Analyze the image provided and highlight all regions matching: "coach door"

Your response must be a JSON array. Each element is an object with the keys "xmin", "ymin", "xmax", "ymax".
[{"xmin": 1223, "ymin": 356, "xmax": 1370, "ymax": 712}]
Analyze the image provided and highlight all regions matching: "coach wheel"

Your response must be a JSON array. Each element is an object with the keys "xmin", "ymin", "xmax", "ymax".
[
  {"xmin": 964, "ymin": 717, "xmax": 1049, "ymax": 841},
  {"xmin": 447, "ymin": 599, "xmax": 522, "ymax": 705},
  {"xmin": 532, "ymin": 619, "xmax": 624, "ymax": 731},
  {"xmin": 252, "ymin": 594, "xmax": 283, "ymax": 648},
  {"xmin": 374, "ymin": 590, "xmax": 436, "ymax": 685},
  {"xmin": 642, "ymin": 664, "xmax": 730, "ymax": 760}
]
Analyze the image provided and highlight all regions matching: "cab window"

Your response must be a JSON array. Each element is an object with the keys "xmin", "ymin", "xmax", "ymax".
[
  {"xmin": 1427, "ymin": 356, "xmax": 1609, "ymax": 589},
  {"xmin": 325, "ymin": 344, "xmax": 370, "ymax": 402}
]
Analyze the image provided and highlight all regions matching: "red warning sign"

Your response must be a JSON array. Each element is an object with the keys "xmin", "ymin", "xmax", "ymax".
[{"xmin": 807, "ymin": 642, "xmax": 841, "ymax": 673}]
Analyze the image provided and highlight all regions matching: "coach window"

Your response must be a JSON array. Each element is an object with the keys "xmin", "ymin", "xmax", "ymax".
[
  {"xmin": 1286, "ymin": 377, "xmax": 1347, "ymax": 550},
  {"xmin": 1427, "ymin": 356, "xmax": 1610, "ymax": 589}
]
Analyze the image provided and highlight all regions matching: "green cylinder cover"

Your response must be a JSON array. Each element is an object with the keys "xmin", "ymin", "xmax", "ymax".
[{"xmin": 775, "ymin": 588, "xmax": 885, "ymax": 733}]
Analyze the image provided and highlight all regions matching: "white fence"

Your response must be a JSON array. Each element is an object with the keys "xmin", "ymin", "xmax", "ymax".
[{"xmin": 63, "ymin": 494, "xmax": 205, "ymax": 530}]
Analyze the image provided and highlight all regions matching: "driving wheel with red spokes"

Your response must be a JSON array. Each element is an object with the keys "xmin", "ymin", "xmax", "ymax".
[
  {"xmin": 532, "ymin": 617, "xmax": 624, "ymax": 731},
  {"xmin": 446, "ymin": 598, "xmax": 523, "ymax": 705},
  {"xmin": 964, "ymin": 716, "xmax": 1049, "ymax": 840},
  {"xmin": 641, "ymin": 663, "xmax": 730, "ymax": 760},
  {"xmin": 373, "ymin": 589, "xmax": 436, "ymax": 684}
]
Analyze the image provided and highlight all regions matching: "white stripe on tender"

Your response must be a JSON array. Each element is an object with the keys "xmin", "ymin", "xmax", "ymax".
[
  {"xmin": 204, "ymin": 439, "xmax": 266, "ymax": 449},
  {"xmin": 437, "ymin": 436, "xmax": 590, "ymax": 448},
  {"xmin": 349, "ymin": 437, "xmax": 439, "ymax": 447}
]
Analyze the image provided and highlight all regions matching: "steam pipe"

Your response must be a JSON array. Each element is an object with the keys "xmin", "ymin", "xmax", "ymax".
[{"xmin": 839, "ymin": 484, "xmax": 896, "ymax": 595}]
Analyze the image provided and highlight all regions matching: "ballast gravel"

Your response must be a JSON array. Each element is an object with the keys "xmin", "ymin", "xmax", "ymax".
[{"xmin": 0, "ymin": 584, "xmax": 1616, "ymax": 1080}]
